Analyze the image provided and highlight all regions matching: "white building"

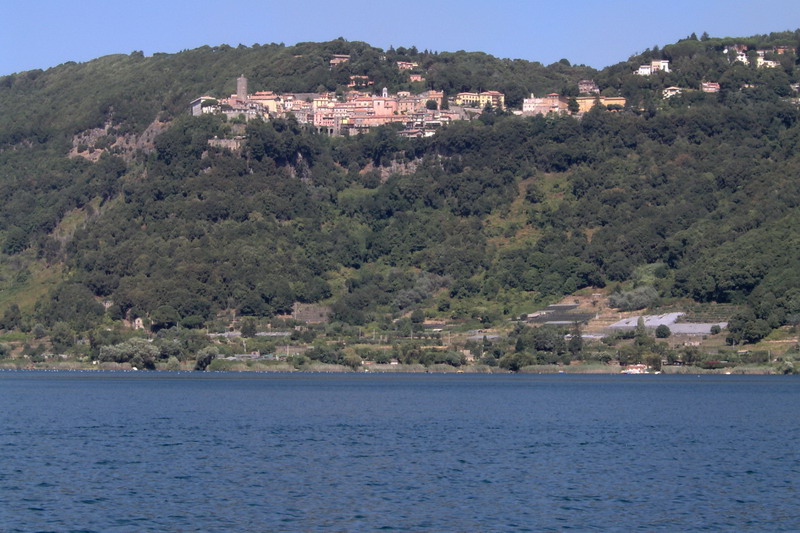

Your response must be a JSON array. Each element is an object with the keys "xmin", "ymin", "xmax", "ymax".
[{"xmin": 636, "ymin": 59, "xmax": 670, "ymax": 76}]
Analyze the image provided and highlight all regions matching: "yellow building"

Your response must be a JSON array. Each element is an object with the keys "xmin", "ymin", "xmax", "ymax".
[
  {"xmin": 574, "ymin": 96, "xmax": 627, "ymax": 113},
  {"xmin": 455, "ymin": 91, "xmax": 505, "ymax": 110},
  {"xmin": 250, "ymin": 91, "xmax": 282, "ymax": 114}
]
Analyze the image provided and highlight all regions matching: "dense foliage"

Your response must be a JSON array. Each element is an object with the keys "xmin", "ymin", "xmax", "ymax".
[{"xmin": 2, "ymin": 33, "xmax": 800, "ymax": 348}]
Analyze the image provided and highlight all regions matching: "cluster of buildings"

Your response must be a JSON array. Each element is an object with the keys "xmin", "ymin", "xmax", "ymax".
[
  {"xmin": 722, "ymin": 44, "xmax": 791, "ymax": 68},
  {"xmin": 191, "ymin": 72, "xmax": 632, "ymax": 138},
  {"xmin": 635, "ymin": 44, "xmax": 795, "ymax": 99},
  {"xmin": 191, "ymin": 75, "xmax": 460, "ymax": 137},
  {"xmin": 190, "ymin": 44, "xmax": 800, "ymax": 137},
  {"xmin": 663, "ymin": 82, "xmax": 720, "ymax": 99},
  {"xmin": 637, "ymin": 44, "xmax": 793, "ymax": 77},
  {"xmin": 521, "ymin": 92, "xmax": 626, "ymax": 115}
]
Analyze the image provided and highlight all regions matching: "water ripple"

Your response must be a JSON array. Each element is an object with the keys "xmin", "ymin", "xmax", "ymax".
[{"xmin": 1, "ymin": 372, "xmax": 798, "ymax": 531}]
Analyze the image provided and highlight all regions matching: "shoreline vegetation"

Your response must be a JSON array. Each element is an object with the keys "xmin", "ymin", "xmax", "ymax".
[{"xmin": 0, "ymin": 359, "xmax": 786, "ymax": 375}]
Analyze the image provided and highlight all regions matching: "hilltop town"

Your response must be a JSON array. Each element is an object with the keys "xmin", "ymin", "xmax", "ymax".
[
  {"xmin": 190, "ymin": 42, "xmax": 799, "ymax": 138},
  {"xmin": 191, "ymin": 72, "xmax": 627, "ymax": 138},
  {"xmin": 190, "ymin": 53, "xmax": 629, "ymax": 137}
]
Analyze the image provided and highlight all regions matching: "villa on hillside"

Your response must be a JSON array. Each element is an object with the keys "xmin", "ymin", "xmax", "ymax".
[
  {"xmin": 574, "ymin": 96, "xmax": 626, "ymax": 113},
  {"xmin": 723, "ymin": 44, "xmax": 793, "ymax": 67},
  {"xmin": 454, "ymin": 91, "xmax": 505, "ymax": 110},
  {"xmin": 635, "ymin": 59, "xmax": 670, "ymax": 76},
  {"xmin": 396, "ymin": 61, "xmax": 419, "ymax": 70},
  {"xmin": 522, "ymin": 93, "xmax": 626, "ymax": 115},
  {"xmin": 522, "ymin": 93, "xmax": 567, "ymax": 115},
  {"xmin": 578, "ymin": 79, "xmax": 599, "ymax": 95},
  {"xmin": 329, "ymin": 54, "xmax": 350, "ymax": 67}
]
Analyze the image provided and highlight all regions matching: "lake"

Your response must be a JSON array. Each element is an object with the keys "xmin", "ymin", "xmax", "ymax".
[{"xmin": 1, "ymin": 371, "xmax": 798, "ymax": 531}]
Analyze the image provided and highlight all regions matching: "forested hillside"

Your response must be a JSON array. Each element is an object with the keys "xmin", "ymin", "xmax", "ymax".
[{"xmin": 2, "ymin": 32, "xmax": 800, "ymax": 363}]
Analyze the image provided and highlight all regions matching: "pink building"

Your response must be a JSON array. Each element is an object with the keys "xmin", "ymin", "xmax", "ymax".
[
  {"xmin": 329, "ymin": 54, "xmax": 351, "ymax": 67},
  {"xmin": 397, "ymin": 61, "xmax": 419, "ymax": 70},
  {"xmin": 522, "ymin": 93, "xmax": 567, "ymax": 115}
]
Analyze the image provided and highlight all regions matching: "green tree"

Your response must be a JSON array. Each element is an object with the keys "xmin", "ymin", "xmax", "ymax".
[
  {"xmin": 635, "ymin": 316, "xmax": 647, "ymax": 339},
  {"xmin": 240, "ymin": 318, "xmax": 257, "ymax": 338},
  {"xmin": 567, "ymin": 97, "xmax": 580, "ymax": 114},
  {"xmin": 343, "ymin": 352, "xmax": 362, "ymax": 369},
  {"xmin": 32, "ymin": 323, "xmax": 46, "ymax": 339},
  {"xmin": 3, "ymin": 227, "xmax": 29, "ymax": 255},
  {"xmin": 195, "ymin": 346, "xmax": 219, "ymax": 371},
  {"xmin": 0, "ymin": 304, "xmax": 21, "ymax": 330},
  {"xmin": 655, "ymin": 324, "xmax": 671, "ymax": 338},
  {"xmin": 568, "ymin": 322, "xmax": 583, "ymax": 357},
  {"xmin": 49, "ymin": 322, "xmax": 76, "ymax": 353},
  {"xmin": 150, "ymin": 305, "xmax": 180, "ymax": 332}
]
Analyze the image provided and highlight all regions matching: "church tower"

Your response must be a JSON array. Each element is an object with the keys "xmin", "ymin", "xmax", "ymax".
[{"xmin": 237, "ymin": 75, "xmax": 248, "ymax": 101}]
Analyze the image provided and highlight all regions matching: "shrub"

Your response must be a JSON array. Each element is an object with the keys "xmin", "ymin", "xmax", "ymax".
[
  {"xmin": 194, "ymin": 346, "xmax": 219, "ymax": 370},
  {"xmin": 609, "ymin": 286, "xmax": 660, "ymax": 311}
]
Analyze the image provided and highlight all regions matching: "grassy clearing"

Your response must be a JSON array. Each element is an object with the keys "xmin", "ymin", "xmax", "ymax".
[
  {"xmin": 0, "ymin": 262, "xmax": 63, "ymax": 315},
  {"xmin": 0, "ymin": 332, "xmax": 28, "ymax": 342}
]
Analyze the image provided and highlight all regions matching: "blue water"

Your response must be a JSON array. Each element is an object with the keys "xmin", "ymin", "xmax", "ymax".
[{"xmin": 1, "ymin": 372, "xmax": 798, "ymax": 532}]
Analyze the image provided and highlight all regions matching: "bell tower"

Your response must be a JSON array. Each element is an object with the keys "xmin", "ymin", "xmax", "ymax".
[{"xmin": 237, "ymin": 75, "xmax": 248, "ymax": 101}]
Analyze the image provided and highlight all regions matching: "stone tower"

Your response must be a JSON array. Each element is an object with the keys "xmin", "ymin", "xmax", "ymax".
[{"xmin": 237, "ymin": 75, "xmax": 248, "ymax": 101}]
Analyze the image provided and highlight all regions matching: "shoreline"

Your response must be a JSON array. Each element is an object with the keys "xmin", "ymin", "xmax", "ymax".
[{"xmin": 0, "ymin": 360, "xmax": 786, "ymax": 375}]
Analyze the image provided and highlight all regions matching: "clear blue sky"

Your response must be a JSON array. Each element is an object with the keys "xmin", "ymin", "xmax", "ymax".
[{"xmin": 3, "ymin": 0, "xmax": 800, "ymax": 76}]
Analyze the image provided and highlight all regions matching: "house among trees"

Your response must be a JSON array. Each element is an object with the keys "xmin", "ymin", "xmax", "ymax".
[
  {"xmin": 523, "ymin": 93, "xmax": 624, "ymax": 115},
  {"xmin": 523, "ymin": 93, "xmax": 567, "ymax": 115},
  {"xmin": 578, "ymin": 79, "xmax": 599, "ymax": 95},
  {"xmin": 329, "ymin": 54, "xmax": 351, "ymax": 67},
  {"xmin": 574, "ymin": 95, "xmax": 626, "ymax": 112},
  {"xmin": 635, "ymin": 59, "xmax": 670, "ymax": 76},
  {"xmin": 723, "ymin": 44, "xmax": 750, "ymax": 65},
  {"xmin": 701, "ymin": 82, "xmax": 721, "ymax": 93},
  {"xmin": 721, "ymin": 44, "xmax": 790, "ymax": 67},
  {"xmin": 189, "ymin": 96, "xmax": 218, "ymax": 116},
  {"xmin": 347, "ymin": 75, "xmax": 373, "ymax": 88},
  {"xmin": 723, "ymin": 44, "xmax": 748, "ymax": 55},
  {"xmin": 455, "ymin": 91, "xmax": 506, "ymax": 110},
  {"xmin": 756, "ymin": 56, "xmax": 779, "ymax": 68}
]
